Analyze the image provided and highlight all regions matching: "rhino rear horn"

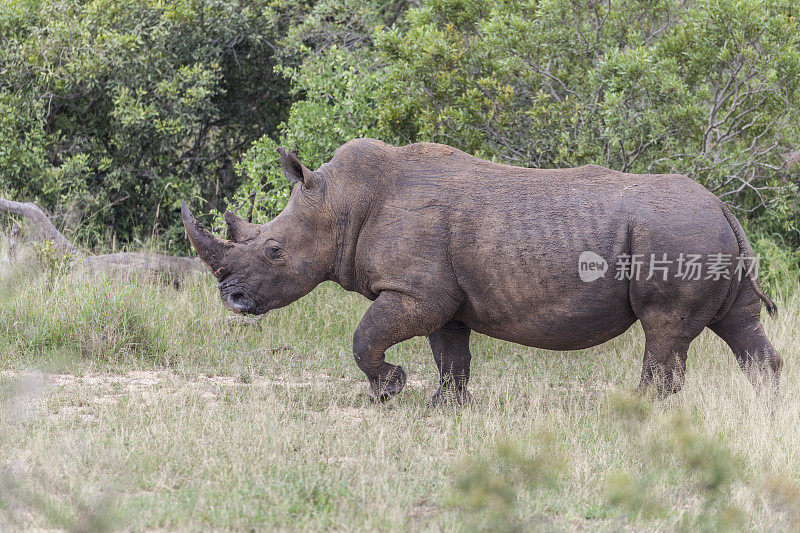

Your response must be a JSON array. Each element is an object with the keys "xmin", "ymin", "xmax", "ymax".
[
  {"xmin": 181, "ymin": 201, "xmax": 233, "ymax": 279},
  {"xmin": 224, "ymin": 210, "xmax": 260, "ymax": 243}
]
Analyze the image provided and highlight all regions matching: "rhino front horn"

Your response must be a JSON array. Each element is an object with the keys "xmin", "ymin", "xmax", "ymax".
[{"xmin": 181, "ymin": 201, "xmax": 233, "ymax": 279}]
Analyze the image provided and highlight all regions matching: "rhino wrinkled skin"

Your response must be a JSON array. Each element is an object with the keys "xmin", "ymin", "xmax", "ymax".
[{"xmin": 182, "ymin": 138, "xmax": 781, "ymax": 403}]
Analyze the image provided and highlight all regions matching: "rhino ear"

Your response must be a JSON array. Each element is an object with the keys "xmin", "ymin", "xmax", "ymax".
[{"xmin": 277, "ymin": 147, "xmax": 318, "ymax": 189}]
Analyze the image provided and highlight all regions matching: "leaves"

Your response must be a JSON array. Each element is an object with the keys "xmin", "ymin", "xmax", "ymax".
[{"xmin": 0, "ymin": 0, "xmax": 291, "ymax": 250}]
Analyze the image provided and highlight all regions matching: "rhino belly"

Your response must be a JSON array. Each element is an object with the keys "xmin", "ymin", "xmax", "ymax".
[
  {"xmin": 449, "ymin": 211, "xmax": 637, "ymax": 350},
  {"xmin": 456, "ymin": 276, "xmax": 637, "ymax": 350}
]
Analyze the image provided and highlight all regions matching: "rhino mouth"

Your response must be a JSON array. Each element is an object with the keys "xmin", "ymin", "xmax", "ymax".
[{"xmin": 223, "ymin": 300, "xmax": 269, "ymax": 317}]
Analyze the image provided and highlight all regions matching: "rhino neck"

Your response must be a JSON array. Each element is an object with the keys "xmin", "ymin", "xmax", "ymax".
[
  {"xmin": 320, "ymin": 139, "xmax": 392, "ymax": 298},
  {"xmin": 326, "ymin": 181, "xmax": 376, "ymax": 297},
  {"xmin": 329, "ymin": 205, "xmax": 371, "ymax": 296}
]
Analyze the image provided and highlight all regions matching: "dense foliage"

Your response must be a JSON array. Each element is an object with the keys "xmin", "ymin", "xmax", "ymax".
[
  {"xmin": 0, "ymin": 0, "xmax": 291, "ymax": 248},
  {"xmin": 1, "ymin": 0, "xmax": 798, "ymax": 273}
]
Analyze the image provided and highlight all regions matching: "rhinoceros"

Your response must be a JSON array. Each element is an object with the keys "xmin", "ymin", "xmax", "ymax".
[{"xmin": 182, "ymin": 138, "xmax": 781, "ymax": 403}]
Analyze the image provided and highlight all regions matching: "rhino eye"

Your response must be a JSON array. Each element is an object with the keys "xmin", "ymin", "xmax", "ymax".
[{"xmin": 266, "ymin": 244, "xmax": 282, "ymax": 259}]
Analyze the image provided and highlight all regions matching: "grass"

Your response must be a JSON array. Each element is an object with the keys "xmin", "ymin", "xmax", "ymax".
[{"xmin": 0, "ymin": 263, "xmax": 799, "ymax": 531}]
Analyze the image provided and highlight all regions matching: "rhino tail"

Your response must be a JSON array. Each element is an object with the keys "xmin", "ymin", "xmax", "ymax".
[{"xmin": 719, "ymin": 202, "xmax": 777, "ymax": 317}]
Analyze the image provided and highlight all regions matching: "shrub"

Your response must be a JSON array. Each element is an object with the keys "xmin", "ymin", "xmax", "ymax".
[{"xmin": 0, "ymin": 0, "xmax": 292, "ymax": 250}]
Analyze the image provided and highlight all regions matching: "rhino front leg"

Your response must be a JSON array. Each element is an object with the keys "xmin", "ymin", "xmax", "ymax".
[
  {"xmin": 428, "ymin": 321, "xmax": 472, "ymax": 405},
  {"xmin": 353, "ymin": 290, "xmax": 451, "ymax": 402}
]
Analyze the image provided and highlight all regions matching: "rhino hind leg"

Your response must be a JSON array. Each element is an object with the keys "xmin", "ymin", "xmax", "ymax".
[
  {"xmin": 353, "ymin": 290, "xmax": 453, "ymax": 402},
  {"xmin": 709, "ymin": 282, "xmax": 782, "ymax": 388},
  {"xmin": 427, "ymin": 321, "xmax": 472, "ymax": 405},
  {"xmin": 637, "ymin": 331, "xmax": 695, "ymax": 397},
  {"xmin": 631, "ymin": 286, "xmax": 716, "ymax": 397}
]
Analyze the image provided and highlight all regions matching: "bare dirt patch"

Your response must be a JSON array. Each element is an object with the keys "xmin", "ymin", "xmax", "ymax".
[
  {"xmin": 1, "ymin": 369, "xmax": 363, "ymax": 419},
  {"xmin": 2, "ymin": 369, "xmax": 450, "ymax": 422}
]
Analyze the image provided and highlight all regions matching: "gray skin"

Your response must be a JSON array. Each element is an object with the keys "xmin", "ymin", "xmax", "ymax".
[{"xmin": 182, "ymin": 138, "xmax": 781, "ymax": 403}]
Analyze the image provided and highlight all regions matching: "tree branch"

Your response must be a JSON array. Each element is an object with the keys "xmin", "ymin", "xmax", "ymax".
[
  {"xmin": 0, "ymin": 199, "xmax": 80, "ymax": 256},
  {"xmin": 0, "ymin": 198, "xmax": 202, "ymax": 281}
]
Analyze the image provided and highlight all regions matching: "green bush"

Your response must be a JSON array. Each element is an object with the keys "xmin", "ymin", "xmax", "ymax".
[
  {"xmin": 228, "ymin": 0, "xmax": 404, "ymax": 224},
  {"xmin": 0, "ymin": 0, "xmax": 292, "ymax": 250}
]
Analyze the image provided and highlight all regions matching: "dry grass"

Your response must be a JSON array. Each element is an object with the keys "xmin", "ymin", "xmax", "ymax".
[{"xmin": 0, "ymin": 265, "xmax": 798, "ymax": 531}]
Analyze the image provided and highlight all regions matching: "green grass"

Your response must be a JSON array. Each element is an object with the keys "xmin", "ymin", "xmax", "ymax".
[{"xmin": 1, "ymin": 266, "xmax": 799, "ymax": 531}]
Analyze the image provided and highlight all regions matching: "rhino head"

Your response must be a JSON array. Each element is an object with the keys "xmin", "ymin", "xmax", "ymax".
[{"xmin": 182, "ymin": 148, "xmax": 337, "ymax": 315}]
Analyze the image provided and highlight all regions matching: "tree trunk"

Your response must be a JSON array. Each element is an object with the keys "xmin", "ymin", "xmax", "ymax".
[{"xmin": 1, "ymin": 198, "xmax": 202, "ymax": 280}]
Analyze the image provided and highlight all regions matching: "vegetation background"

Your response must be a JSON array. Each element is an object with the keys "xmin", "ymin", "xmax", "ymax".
[
  {"xmin": 0, "ymin": 0, "xmax": 798, "ymax": 279},
  {"xmin": 1, "ymin": 0, "xmax": 800, "ymax": 530}
]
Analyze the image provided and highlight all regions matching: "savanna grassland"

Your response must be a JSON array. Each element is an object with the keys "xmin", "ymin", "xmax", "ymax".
[
  {"xmin": 2, "ymin": 0, "xmax": 800, "ymax": 530},
  {"xmin": 1, "ymin": 259, "xmax": 799, "ymax": 532}
]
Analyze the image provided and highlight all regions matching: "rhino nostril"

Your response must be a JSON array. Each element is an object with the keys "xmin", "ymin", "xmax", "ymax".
[{"xmin": 228, "ymin": 292, "xmax": 256, "ymax": 314}]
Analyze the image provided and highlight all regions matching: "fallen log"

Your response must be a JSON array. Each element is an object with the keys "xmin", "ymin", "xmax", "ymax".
[
  {"xmin": 83, "ymin": 252, "xmax": 201, "ymax": 279},
  {"xmin": 1, "ymin": 198, "xmax": 202, "ymax": 280}
]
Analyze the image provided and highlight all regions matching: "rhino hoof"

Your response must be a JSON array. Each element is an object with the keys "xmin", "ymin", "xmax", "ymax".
[
  {"xmin": 369, "ymin": 365, "xmax": 407, "ymax": 403},
  {"xmin": 429, "ymin": 387, "xmax": 471, "ymax": 406}
]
